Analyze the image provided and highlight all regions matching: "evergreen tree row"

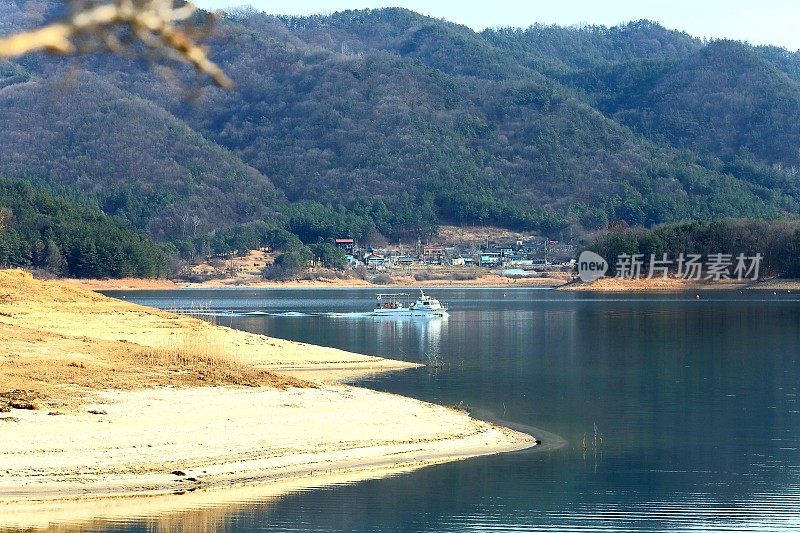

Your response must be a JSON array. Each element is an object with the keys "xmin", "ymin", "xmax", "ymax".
[{"xmin": 0, "ymin": 178, "xmax": 169, "ymax": 278}]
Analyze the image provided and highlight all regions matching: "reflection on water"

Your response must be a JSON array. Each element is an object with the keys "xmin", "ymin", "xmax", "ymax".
[
  {"xmin": 58, "ymin": 289, "xmax": 800, "ymax": 531},
  {"xmin": 369, "ymin": 315, "xmax": 445, "ymax": 364},
  {"xmin": 3, "ymin": 468, "xmax": 420, "ymax": 533}
]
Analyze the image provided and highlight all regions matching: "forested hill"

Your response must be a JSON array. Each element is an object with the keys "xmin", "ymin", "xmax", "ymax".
[
  {"xmin": 0, "ymin": 66, "xmax": 283, "ymax": 241},
  {"xmin": 0, "ymin": 178, "xmax": 168, "ymax": 278},
  {"xmin": 3, "ymin": 4, "xmax": 800, "ymax": 244}
]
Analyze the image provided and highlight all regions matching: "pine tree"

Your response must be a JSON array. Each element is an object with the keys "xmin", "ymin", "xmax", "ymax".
[{"xmin": 44, "ymin": 240, "xmax": 67, "ymax": 276}]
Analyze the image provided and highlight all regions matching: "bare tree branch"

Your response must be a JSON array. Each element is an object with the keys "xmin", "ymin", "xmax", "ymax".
[{"xmin": 0, "ymin": 0, "xmax": 233, "ymax": 89}]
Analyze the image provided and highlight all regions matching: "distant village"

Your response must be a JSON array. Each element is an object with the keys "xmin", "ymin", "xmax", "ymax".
[
  {"xmin": 333, "ymin": 237, "xmax": 577, "ymax": 274},
  {"xmin": 193, "ymin": 235, "xmax": 579, "ymax": 282}
]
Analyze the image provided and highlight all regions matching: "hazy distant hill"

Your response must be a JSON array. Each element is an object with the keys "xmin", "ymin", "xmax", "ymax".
[
  {"xmin": 0, "ymin": 67, "xmax": 283, "ymax": 240},
  {"xmin": 2, "ymin": 4, "xmax": 800, "ymax": 242}
]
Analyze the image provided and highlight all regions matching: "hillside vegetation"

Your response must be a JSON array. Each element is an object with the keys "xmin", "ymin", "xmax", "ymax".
[
  {"xmin": 0, "ymin": 178, "xmax": 168, "ymax": 278},
  {"xmin": 2, "ymin": 5, "xmax": 800, "ymax": 272}
]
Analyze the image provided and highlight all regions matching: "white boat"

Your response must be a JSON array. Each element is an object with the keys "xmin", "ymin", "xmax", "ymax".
[{"xmin": 372, "ymin": 290, "xmax": 448, "ymax": 317}]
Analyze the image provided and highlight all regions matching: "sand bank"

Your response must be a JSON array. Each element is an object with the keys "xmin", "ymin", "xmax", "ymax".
[
  {"xmin": 744, "ymin": 278, "xmax": 800, "ymax": 291},
  {"xmin": 0, "ymin": 386, "xmax": 532, "ymax": 529},
  {"xmin": 65, "ymin": 273, "xmax": 567, "ymax": 290},
  {"xmin": 0, "ymin": 269, "xmax": 535, "ymax": 528},
  {"xmin": 64, "ymin": 276, "xmax": 182, "ymax": 290},
  {"xmin": 558, "ymin": 277, "xmax": 751, "ymax": 291},
  {"xmin": 0, "ymin": 270, "xmax": 415, "ymax": 375}
]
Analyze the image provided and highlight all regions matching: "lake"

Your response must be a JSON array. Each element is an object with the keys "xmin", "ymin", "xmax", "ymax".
[{"xmin": 93, "ymin": 288, "xmax": 800, "ymax": 532}]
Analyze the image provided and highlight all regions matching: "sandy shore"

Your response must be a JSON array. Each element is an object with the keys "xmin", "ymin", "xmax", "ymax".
[
  {"xmin": 68, "ymin": 274, "xmax": 800, "ymax": 292},
  {"xmin": 0, "ymin": 269, "xmax": 535, "ymax": 528},
  {"xmin": 1, "ymin": 386, "xmax": 531, "ymax": 529},
  {"xmin": 744, "ymin": 278, "xmax": 800, "ymax": 291},
  {"xmin": 65, "ymin": 273, "xmax": 567, "ymax": 291},
  {"xmin": 64, "ymin": 276, "xmax": 183, "ymax": 290},
  {"xmin": 558, "ymin": 277, "xmax": 755, "ymax": 291}
]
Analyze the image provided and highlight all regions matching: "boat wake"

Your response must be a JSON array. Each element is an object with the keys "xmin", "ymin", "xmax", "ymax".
[
  {"xmin": 185, "ymin": 310, "xmax": 310, "ymax": 318},
  {"xmin": 323, "ymin": 312, "xmax": 374, "ymax": 318},
  {"xmin": 187, "ymin": 309, "xmax": 445, "ymax": 320}
]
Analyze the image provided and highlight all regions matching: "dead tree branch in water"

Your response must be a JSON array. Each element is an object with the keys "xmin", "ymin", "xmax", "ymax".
[{"xmin": 0, "ymin": 0, "xmax": 232, "ymax": 89}]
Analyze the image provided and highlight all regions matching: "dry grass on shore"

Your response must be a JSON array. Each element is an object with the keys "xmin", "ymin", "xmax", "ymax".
[
  {"xmin": 558, "ymin": 276, "xmax": 751, "ymax": 291},
  {"xmin": 135, "ymin": 324, "xmax": 311, "ymax": 389},
  {"xmin": 0, "ymin": 321, "xmax": 310, "ymax": 414},
  {"xmin": 0, "ymin": 270, "xmax": 311, "ymax": 414}
]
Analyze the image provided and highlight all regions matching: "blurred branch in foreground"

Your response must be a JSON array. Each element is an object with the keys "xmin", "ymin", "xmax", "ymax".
[{"xmin": 0, "ymin": 0, "xmax": 233, "ymax": 89}]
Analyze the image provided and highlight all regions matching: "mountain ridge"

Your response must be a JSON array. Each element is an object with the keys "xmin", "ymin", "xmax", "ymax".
[{"xmin": 1, "ymin": 4, "xmax": 799, "ymax": 245}]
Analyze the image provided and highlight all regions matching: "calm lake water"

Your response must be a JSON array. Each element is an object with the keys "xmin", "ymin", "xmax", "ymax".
[{"xmin": 92, "ymin": 288, "xmax": 800, "ymax": 532}]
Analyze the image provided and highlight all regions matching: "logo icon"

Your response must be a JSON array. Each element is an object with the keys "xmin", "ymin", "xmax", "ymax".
[{"xmin": 578, "ymin": 251, "xmax": 608, "ymax": 282}]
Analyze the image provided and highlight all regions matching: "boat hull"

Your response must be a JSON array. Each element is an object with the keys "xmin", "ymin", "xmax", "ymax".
[
  {"xmin": 411, "ymin": 310, "xmax": 448, "ymax": 317},
  {"xmin": 372, "ymin": 308, "xmax": 448, "ymax": 317},
  {"xmin": 372, "ymin": 308, "xmax": 412, "ymax": 316}
]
